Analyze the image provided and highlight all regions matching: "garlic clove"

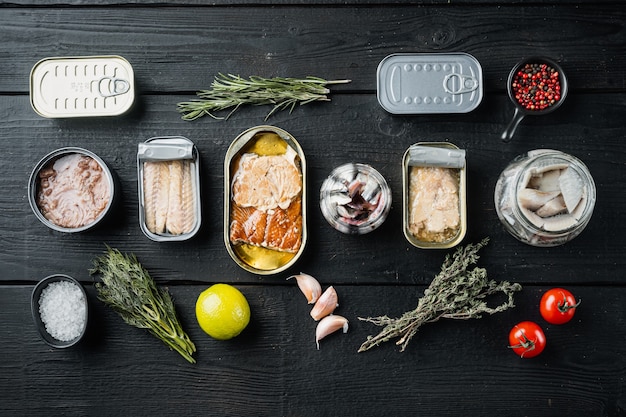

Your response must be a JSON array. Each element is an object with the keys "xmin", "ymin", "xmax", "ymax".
[
  {"xmin": 287, "ymin": 273, "xmax": 322, "ymax": 304},
  {"xmin": 315, "ymin": 315, "xmax": 349, "ymax": 349},
  {"xmin": 310, "ymin": 286, "xmax": 338, "ymax": 321}
]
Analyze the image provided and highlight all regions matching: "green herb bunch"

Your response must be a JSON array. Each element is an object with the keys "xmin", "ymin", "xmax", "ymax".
[
  {"xmin": 177, "ymin": 73, "xmax": 350, "ymax": 121},
  {"xmin": 358, "ymin": 238, "xmax": 522, "ymax": 352},
  {"xmin": 91, "ymin": 247, "xmax": 196, "ymax": 363}
]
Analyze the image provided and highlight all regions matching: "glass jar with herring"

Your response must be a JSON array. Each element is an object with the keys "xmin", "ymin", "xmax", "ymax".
[{"xmin": 494, "ymin": 149, "xmax": 596, "ymax": 246}]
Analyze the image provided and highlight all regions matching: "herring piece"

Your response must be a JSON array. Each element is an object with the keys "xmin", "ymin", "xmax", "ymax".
[
  {"xmin": 528, "ymin": 168, "xmax": 562, "ymax": 192},
  {"xmin": 536, "ymin": 195, "xmax": 567, "ymax": 218},
  {"xmin": 315, "ymin": 315, "xmax": 349, "ymax": 349},
  {"xmin": 517, "ymin": 188, "xmax": 561, "ymax": 211},
  {"xmin": 559, "ymin": 167, "xmax": 585, "ymax": 213},
  {"xmin": 287, "ymin": 273, "xmax": 322, "ymax": 304}
]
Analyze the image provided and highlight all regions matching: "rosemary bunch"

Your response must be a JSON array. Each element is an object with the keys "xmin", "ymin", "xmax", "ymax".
[
  {"xmin": 91, "ymin": 247, "xmax": 196, "ymax": 364},
  {"xmin": 177, "ymin": 73, "xmax": 351, "ymax": 121},
  {"xmin": 358, "ymin": 238, "xmax": 521, "ymax": 353}
]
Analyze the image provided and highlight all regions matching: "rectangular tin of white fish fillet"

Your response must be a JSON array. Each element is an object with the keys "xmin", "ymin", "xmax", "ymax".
[
  {"xmin": 30, "ymin": 55, "xmax": 135, "ymax": 118},
  {"xmin": 377, "ymin": 53, "xmax": 483, "ymax": 114},
  {"xmin": 137, "ymin": 136, "xmax": 201, "ymax": 242}
]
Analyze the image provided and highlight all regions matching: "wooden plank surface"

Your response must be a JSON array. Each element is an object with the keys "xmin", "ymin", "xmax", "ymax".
[{"xmin": 1, "ymin": 2, "xmax": 625, "ymax": 417}]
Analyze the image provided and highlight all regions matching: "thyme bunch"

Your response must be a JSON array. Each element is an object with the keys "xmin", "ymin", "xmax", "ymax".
[
  {"xmin": 176, "ymin": 73, "xmax": 350, "ymax": 121},
  {"xmin": 358, "ymin": 238, "xmax": 521, "ymax": 353},
  {"xmin": 91, "ymin": 247, "xmax": 196, "ymax": 363}
]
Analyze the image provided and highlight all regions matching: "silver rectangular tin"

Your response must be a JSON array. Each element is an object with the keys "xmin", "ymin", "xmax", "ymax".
[
  {"xmin": 403, "ymin": 142, "xmax": 467, "ymax": 249},
  {"xmin": 30, "ymin": 55, "xmax": 135, "ymax": 118},
  {"xmin": 224, "ymin": 125, "xmax": 307, "ymax": 275},
  {"xmin": 137, "ymin": 136, "xmax": 201, "ymax": 242},
  {"xmin": 377, "ymin": 53, "xmax": 483, "ymax": 114}
]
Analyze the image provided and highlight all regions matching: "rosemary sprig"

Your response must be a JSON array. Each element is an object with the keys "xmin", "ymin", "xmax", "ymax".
[
  {"xmin": 176, "ymin": 73, "xmax": 351, "ymax": 121},
  {"xmin": 358, "ymin": 238, "xmax": 522, "ymax": 353},
  {"xmin": 91, "ymin": 247, "xmax": 197, "ymax": 364}
]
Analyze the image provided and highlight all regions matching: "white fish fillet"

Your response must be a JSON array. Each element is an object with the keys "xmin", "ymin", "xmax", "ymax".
[{"xmin": 143, "ymin": 160, "xmax": 195, "ymax": 235}]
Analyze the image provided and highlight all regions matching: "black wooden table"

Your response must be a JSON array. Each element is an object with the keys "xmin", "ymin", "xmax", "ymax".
[{"xmin": 1, "ymin": 1, "xmax": 625, "ymax": 416}]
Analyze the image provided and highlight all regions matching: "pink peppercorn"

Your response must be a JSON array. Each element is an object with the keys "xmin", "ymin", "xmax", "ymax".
[{"xmin": 511, "ymin": 63, "xmax": 562, "ymax": 111}]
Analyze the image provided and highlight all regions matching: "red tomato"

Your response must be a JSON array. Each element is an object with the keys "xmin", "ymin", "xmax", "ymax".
[
  {"xmin": 508, "ymin": 321, "xmax": 546, "ymax": 358},
  {"xmin": 540, "ymin": 288, "xmax": 580, "ymax": 325}
]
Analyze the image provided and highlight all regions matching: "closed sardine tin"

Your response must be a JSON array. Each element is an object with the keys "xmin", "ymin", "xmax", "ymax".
[
  {"xmin": 377, "ymin": 53, "xmax": 483, "ymax": 114},
  {"xmin": 403, "ymin": 142, "xmax": 467, "ymax": 249},
  {"xmin": 224, "ymin": 125, "xmax": 307, "ymax": 275},
  {"xmin": 137, "ymin": 136, "xmax": 201, "ymax": 242},
  {"xmin": 30, "ymin": 55, "xmax": 134, "ymax": 118}
]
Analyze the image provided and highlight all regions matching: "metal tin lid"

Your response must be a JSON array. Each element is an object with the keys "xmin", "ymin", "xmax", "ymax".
[
  {"xmin": 30, "ymin": 55, "xmax": 135, "ymax": 118},
  {"xmin": 377, "ymin": 53, "xmax": 483, "ymax": 114}
]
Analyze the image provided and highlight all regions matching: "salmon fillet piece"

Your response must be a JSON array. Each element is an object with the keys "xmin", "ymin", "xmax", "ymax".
[{"xmin": 230, "ymin": 196, "xmax": 302, "ymax": 253}]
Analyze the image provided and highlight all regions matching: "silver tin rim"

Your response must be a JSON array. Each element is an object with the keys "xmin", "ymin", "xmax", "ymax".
[
  {"xmin": 402, "ymin": 142, "xmax": 467, "ymax": 249},
  {"xmin": 30, "ymin": 55, "xmax": 135, "ymax": 118},
  {"xmin": 377, "ymin": 52, "xmax": 483, "ymax": 114},
  {"xmin": 224, "ymin": 125, "xmax": 307, "ymax": 275},
  {"xmin": 137, "ymin": 136, "xmax": 202, "ymax": 242},
  {"xmin": 28, "ymin": 147, "xmax": 115, "ymax": 233}
]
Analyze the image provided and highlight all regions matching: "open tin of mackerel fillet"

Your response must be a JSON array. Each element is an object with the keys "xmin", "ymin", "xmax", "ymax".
[
  {"xmin": 377, "ymin": 53, "xmax": 483, "ymax": 114},
  {"xmin": 137, "ymin": 136, "xmax": 202, "ymax": 242},
  {"xmin": 224, "ymin": 126, "xmax": 307, "ymax": 275},
  {"xmin": 402, "ymin": 142, "xmax": 467, "ymax": 249},
  {"xmin": 30, "ymin": 55, "xmax": 134, "ymax": 118}
]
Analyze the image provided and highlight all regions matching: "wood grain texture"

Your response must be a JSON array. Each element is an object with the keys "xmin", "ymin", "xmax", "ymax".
[
  {"xmin": 1, "ymin": 284, "xmax": 625, "ymax": 416},
  {"xmin": 1, "ymin": 93, "xmax": 623, "ymax": 285},
  {"xmin": 0, "ymin": 5, "xmax": 625, "ymax": 93},
  {"xmin": 1, "ymin": 3, "xmax": 625, "ymax": 417}
]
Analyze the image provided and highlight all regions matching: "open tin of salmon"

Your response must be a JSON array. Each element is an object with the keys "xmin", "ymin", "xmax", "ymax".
[
  {"xmin": 402, "ymin": 142, "xmax": 467, "ymax": 249},
  {"xmin": 30, "ymin": 55, "xmax": 134, "ymax": 118},
  {"xmin": 224, "ymin": 126, "xmax": 307, "ymax": 275},
  {"xmin": 137, "ymin": 136, "xmax": 201, "ymax": 242}
]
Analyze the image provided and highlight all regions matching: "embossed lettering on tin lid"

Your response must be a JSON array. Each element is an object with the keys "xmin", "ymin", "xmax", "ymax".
[
  {"xmin": 30, "ymin": 55, "xmax": 135, "ymax": 118},
  {"xmin": 377, "ymin": 53, "xmax": 483, "ymax": 114}
]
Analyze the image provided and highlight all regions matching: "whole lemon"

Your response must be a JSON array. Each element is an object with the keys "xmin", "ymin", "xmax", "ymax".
[{"xmin": 195, "ymin": 284, "xmax": 250, "ymax": 340}]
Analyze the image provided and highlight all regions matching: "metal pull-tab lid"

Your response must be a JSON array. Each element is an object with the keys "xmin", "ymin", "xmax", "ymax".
[
  {"xmin": 138, "ymin": 139, "xmax": 194, "ymax": 161},
  {"xmin": 407, "ymin": 145, "xmax": 466, "ymax": 168},
  {"xmin": 443, "ymin": 73, "xmax": 479, "ymax": 95},
  {"xmin": 97, "ymin": 77, "xmax": 130, "ymax": 97}
]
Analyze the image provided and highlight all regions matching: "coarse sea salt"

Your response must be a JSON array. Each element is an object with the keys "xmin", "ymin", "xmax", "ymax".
[{"xmin": 39, "ymin": 280, "xmax": 86, "ymax": 342}]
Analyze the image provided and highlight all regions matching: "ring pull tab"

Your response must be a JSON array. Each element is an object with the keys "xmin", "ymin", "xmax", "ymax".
[
  {"xmin": 97, "ymin": 77, "xmax": 130, "ymax": 97},
  {"xmin": 443, "ymin": 73, "xmax": 479, "ymax": 95}
]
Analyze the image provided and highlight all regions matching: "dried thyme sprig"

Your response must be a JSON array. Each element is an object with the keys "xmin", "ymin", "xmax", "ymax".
[
  {"xmin": 358, "ymin": 238, "xmax": 522, "ymax": 353},
  {"xmin": 176, "ymin": 73, "xmax": 351, "ymax": 121},
  {"xmin": 91, "ymin": 247, "xmax": 196, "ymax": 364}
]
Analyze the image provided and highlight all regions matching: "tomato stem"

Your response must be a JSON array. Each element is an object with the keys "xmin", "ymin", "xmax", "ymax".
[{"xmin": 557, "ymin": 295, "xmax": 581, "ymax": 313}]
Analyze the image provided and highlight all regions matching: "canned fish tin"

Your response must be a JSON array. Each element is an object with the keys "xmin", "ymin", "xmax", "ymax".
[
  {"xmin": 137, "ymin": 136, "xmax": 201, "ymax": 242},
  {"xmin": 30, "ymin": 55, "xmax": 134, "ymax": 118},
  {"xmin": 28, "ymin": 147, "xmax": 116, "ymax": 233},
  {"xmin": 402, "ymin": 142, "xmax": 467, "ymax": 249},
  {"xmin": 224, "ymin": 126, "xmax": 307, "ymax": 275},
  {"xmin": 377, "ymin": 53, "xmax": 483, "ymax": 114}
]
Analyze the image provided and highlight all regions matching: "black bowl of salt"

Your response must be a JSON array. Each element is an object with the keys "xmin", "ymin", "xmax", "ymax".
[{"xmin": 31, "ymin": 274, "xmax": 88, "ymax": 348}]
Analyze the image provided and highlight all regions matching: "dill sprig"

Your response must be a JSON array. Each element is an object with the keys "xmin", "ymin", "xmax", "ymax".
[
  {"xmin": 358, "ymin": 238, "xmax": 522, "ymax": 353},
  {"xmin": 91, "ymin": 247, "xmax": 196, "ymax": 364},
  {"xmin": 176, "ymin": 73, "xmax": 351, "ymax": 121}
]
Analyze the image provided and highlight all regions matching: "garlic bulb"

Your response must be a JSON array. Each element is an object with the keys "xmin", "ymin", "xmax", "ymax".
[
  {"xmin": 315, "ymin": 315, "xmax": 349, "ymax": 349},
  {"xmin": 287, "ymin": 273, "xmax": 322, "ymax": 304},
  {"xmin": 310, "ymin": 286, "xmax": 338, "ymax": 321}
]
